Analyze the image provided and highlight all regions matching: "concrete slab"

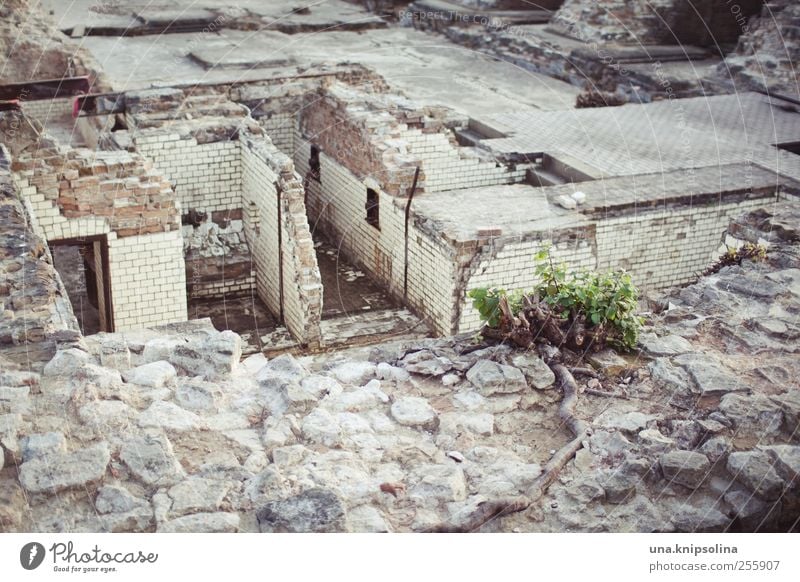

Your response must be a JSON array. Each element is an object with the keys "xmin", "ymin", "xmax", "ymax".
[{"xmin": 477, "ymin": 93, "xmax": 800, "ymax": 182}]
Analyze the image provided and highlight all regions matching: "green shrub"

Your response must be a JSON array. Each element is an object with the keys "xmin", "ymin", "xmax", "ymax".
[{"xmin": 467, "ymin": 244, "xmax": 645, "ymax": 350}]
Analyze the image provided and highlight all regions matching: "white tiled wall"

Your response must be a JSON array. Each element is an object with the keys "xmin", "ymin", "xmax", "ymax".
[
  {"xmin": 108, "ymin": 230, "xmax": 188, "ymax": 330},
  {"xmin": 136, "ymin": 133, "xmax": 241, "ymax": 213}
]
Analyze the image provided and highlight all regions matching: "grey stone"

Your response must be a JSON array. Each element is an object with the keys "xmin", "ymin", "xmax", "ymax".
[
  {"xmin": 0, "ymin": 413, "xmax": 22, "ymax": 462},
  {"xmin": 78, "ymin": 400, "xmax": 138, "ymax": 430},
  {"xmin": 409, "ymin": 464, "xmax": 467, "ymax": 504},
  {"xmin": 43, "ymin": 348, "xmax": 91, "ymax": 377},
  {"xmin": 390, "ymin": 397, "xmax": 438, "ymax": 431},
  {"xmin": 641, "ymin": 334, "xmax": 693, "ymax": 356},
  {"xmin": 675, "ymin": 354, "xmax": 744, "ymax": 395},
  {"xmin": 442, "ymin": 373, "xmax": 461, "ymax": 387},
  {"xmin": 159, "ymin": 512, "xmax": 240, "ymax": 533},
  {"xmin": 98, "ymin": 338, "xmax": 132, "ymax": 370},
  {"xmin": 666, "ymin": 419, "xmax": 703, "ymax": 449},
  {"xmin": 138, "ymin": 401, "xmax": 201, "ymax": 432},
  {"xmin": 439, "ymin": 412, "xmax": 494, "ymax": 436},
  {"xmin": 120, "ymin": 433, "xmax": 185, "ymax": 486},
  {"xmin": 700, "ymin": 436, "xmax": 731, "ymax": 463},
  {"xmin": 123, "ymin": 361, "xmax": 177, "ymax": 388},
  {"xmin": 256, "ymin": 488, "xmax": 346, "ymax": 533},
  {"xmin": 761, "ymin": 445, "xmax": 800, "ymax": 482},
  {"xmin": 660, "ymin": 450, "xmax": 711, "ymax": 489},
  {"xmin": 324, "ymin": 388, "xmax": 378, "ymax": 412},
  {"xmin": 175, "ymin": 378, "xmax": 223, "ymax": 412},
  {"xmin": 300, "ymin": 375, "xmax": 341, "ymax": 399},
  {"xmin": 648, "ymin": 358, "xmax": 692, "ymax": 393},
  {"xmin": 637, "ymin": 429, "xmax": 675, "ymax": 454},
  {"xmin": 466, "ymin": 360, "xmax": 527, "ymax": 396},
  {"xmin": 95, "ymin": 485, "xmax": 148, "ymax": 514},
  {"xmin": 19, "ymin": 443, "xmax": 110, "ymax": 494},
  {"xmin": 257, "ymin": 353, "xmax": 308, "ymax": 383},
  {"xmin": 169, "ymin": 331, "xmax": 242, "ymax": 380},
  {"xmin": 375, "ymin": 362, "xmax": 410, "ymax": 383},
  {"xmin": 510, "ymin": 353, "xmax": 555, "ymax": 389},
  {"xmin": 565, "ymin": 477, "xmax": 605, "ymax": 504},
  {"xmin": 595, "ymin": 410, "xmax": 656, "ymax": 433},
  {"xmin": 669, "ymin": 501, "xmax": 731, "ymax": 532},
  {"xmin": 727, "ymin": 451, "xmax": 785, "ymax": 501},
  {"xmin": 168, "ymin": 477, "xmax": 232, "ymax": 517},
  {"xmin": 771, "ymin": 391, "xmax": 800, "ymax": 432},
  {"xmin": 20, "ymin": 432, "xmax": 66, "ymax": 462},
  {"xmin": 602, "ymin": 473, "xmax": 637, "ymax": 504},
  {"xmin": 588, "ymin": 430, "xmax": 633, "ymax": 458},
  {"xmin": 724, "ymin": 490, "xmax": 779, "ymax": 531},
  {"xmin": 719, "ymin": 393, "xmax": 784, "ymax": 437},
  {"xmin": 142, "ymin": 337, "xmax": 184, "ymax": 363},
  {"xmin": 100, "ymin": 506, "xmax": 154, "ymax": 533},
  {"xmin": 301, "ymin": 408, "xmax": 341, "ymax": 446},
  {"xmin": 0, "ymin": 386, "xmax": 29, "ymax": 414},
  {"xmin": 402, "ymin": 350, "xmax": 453, "ymax": 376},
  {"xmin": 329, "ymin": 361, "xmax": 376, "ymax": 385},
  {"xmin": 588, "ymin": 349, "xmax": 628, "ymax": 375},
  {"xmin": 272, "ymin": 444, "xmax": 310, "ymax": 468},
  {"xmin": 346, "ymin": 505, "xmax": 391, "ymax": 532}
]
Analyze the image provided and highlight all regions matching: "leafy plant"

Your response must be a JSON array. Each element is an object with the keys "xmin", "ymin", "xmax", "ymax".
[{"xmin": 468, "ymin": 244, "xmax": 645, "ymax": 350}]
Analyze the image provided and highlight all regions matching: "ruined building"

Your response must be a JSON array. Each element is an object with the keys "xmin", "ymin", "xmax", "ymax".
[{"xmin": 0, "ymin": 0, "xmax": 798, "ymax": 533}]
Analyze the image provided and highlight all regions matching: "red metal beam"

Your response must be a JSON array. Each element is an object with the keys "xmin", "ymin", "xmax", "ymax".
[
  {"xmin": 0, "ymin": 100, "xmax": 21, "ymax": 112},
  {"xmin": 0, "ymin": 77, "xmax": 91, "ymax": 101}
]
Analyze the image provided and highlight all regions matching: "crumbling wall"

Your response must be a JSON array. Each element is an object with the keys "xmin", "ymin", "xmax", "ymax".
[
  {"xmin": 10, "ymin": 142, "xmax": 187, "ymax": 332},
  {"xmin": 0, "ymin": 146, "xmax": 78, "ymax": 360},
  {"xmin": 719, "ymin": 0, "xmax": 800, "ymax": 97},
  {"xmin": 550, "ymin": 0, "xmax": 762, "ymax": 46},
  {"xmin": 296, "ymin": 141, "xmax": 457, "ymax": 335},
  {"xmin": 593, "ymin": 196, "xmax": 776, "ymax": 290},
  {"xmin": 455, "ymin": 194, "xmax": 780, "ymax": 333},
  {"xmin": 183, "ymin": 219, "xmax": 255, "ymax": 300},
  {"xmin": 240, "ymin": 131, "xmax": 323, "ymax": 348},
  {"xmin": 135, "ymin": 133, "xmax": 242, "ymax": 214}
]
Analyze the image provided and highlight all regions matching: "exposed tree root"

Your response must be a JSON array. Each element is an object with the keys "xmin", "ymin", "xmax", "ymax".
[
  {"xmin": 423, "ymin": 360, "xmax": 591, "ymax": 532},
  {"xmin": 526, "ymin": 363, "xmax": 591, "ymax": 505},
  {"xmin": 423, "ymin": 497, "xmax": 532, "ymax": 533}
]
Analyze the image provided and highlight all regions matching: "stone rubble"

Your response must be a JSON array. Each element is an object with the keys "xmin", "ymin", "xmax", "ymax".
[{"xmin": 0, "ymin": 204, "xmax": 798, "ymax": 532}]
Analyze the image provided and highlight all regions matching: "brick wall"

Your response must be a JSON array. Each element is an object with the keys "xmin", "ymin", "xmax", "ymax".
[
  {"xmin": 593, "ymin": 196, "xmax": 775, "ymax": 290},
  {"xmin": 240, "ymin": 132, "xmax": 323, "ymax": 348},
  {"xmin": 20, "ymin": 97, "xmax": 73, "ymax": 126},
  {"xmin": 456, "ymin": 196, "xmax": 777, "ymax": 333},
  {"xmin": 400, "ymin": 127, "xmax": 528, "ymax": 193},
  {"xmin": 108, "ymin": 230, "xmax": 187, "ymax": 330},
  {"xmin": 136, "ymin": 132, "xmax": 241, "ymax": 213},
  {"xmin": 296, "ymin": 139, "xmax": 458, "ymax": 335},
  {"xmin": 260, "ymin": 112, "xmax": 297, "ymax": 156},
  {"xmin": 13, "ymin": 148, "xmax": 188, "ymax": 332}
]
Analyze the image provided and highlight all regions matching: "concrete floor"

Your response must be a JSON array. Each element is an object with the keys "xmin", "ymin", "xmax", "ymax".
[
  {"xmin": 187, "ymin": 294, "xmax": 279, "ymax": 354},
  {"xmin": 48, "ymin": 0, "xmax": 580, "ymax": 118},
  {"xmin": 314, "ymin": 234, "xmax": 397, "ymax": 319}
]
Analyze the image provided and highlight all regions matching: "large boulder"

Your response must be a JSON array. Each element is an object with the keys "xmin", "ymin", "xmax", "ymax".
[
  {"xmin": 727, "ymin": 451, "xmax": 785, "ymax": 501},
  {"xmin": 120, "ymin": 433, "xmax": 185, "ymax": 486},
  {"xmin": 256, "ymin": 488, "xmax": 346, "ymax": 533},
  {"xmin": 466, "ymin": 360, "xmax": 527, "ymax": 396},
  {"xmin": 19, "ymin": 443, "xmax": 110, "ymax": 494},
  {"xmin": 660, "ymin": 450, "xmax": 711, "ymax": 489},
  {"xmin": 390, "ymin": 397, "xmax": 439, "ymax": 431}
]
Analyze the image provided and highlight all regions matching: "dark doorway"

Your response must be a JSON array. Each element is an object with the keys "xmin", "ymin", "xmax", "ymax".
[{"xmin": 49, "ymin": 236, "xmax": 113, "ymax": 334}]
